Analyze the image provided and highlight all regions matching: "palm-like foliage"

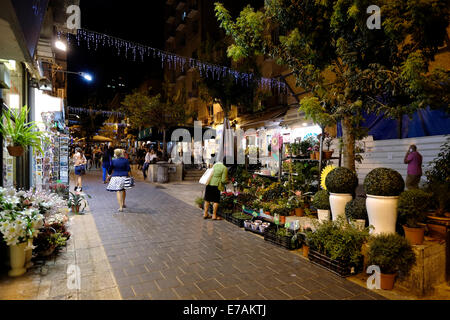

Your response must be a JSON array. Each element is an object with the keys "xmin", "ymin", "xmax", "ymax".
[{"xmin": 0, "ymin": 106, "xmax": 48, "ymax": 155}]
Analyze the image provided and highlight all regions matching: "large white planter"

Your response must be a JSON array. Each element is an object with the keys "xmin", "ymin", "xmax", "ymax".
[
  {"xmin": 329, "ymin": 193, "xmax": 353, "ymax": 221},
  {"xmin": 366, "ymin": 195, "xmax": 399, "ymax": 235},
  {"xmin": 317, "ymin": 209, "xmax": 330, "ymax": 222},
  {"xmin": 8, "ymin": 242, "xmax": 27, "ymax": 277}
]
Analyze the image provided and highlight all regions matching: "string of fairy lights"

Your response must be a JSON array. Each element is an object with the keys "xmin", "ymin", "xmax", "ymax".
[{"xmin": 57, "ymin": 28, "xmax": 288, "ymax": 94}]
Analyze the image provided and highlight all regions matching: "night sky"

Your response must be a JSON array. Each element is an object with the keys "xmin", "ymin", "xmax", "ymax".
[{"xmin": 67, "ymin": 0, "xmax": 263, "ymax": 110}]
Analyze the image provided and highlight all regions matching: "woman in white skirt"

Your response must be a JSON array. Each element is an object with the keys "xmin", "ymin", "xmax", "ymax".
[{"xmin": 106, "ymin": 149, "xmax": 134, "ymax": 212}]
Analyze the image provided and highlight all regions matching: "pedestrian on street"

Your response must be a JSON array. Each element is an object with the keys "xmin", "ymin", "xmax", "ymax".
[
  {"xmin": 203, "ymin": 158, "xmax": 228, "ymax": 220},
  {"xmin": 73, "ymin": 147, "xmax": 87, "ymax": 192},
  {"xmin": 142, "ymin": 147, "xmax": 152, "ymax": 180},
  {"xmin": 106, "ymin": 149, "xmax": 134, "ymax": 212},
  {"xmin": 85, "ymin": 146, "xmax": 93, "ymax": 170},
  {"xmin": 101, "ymin": 145, "xmax": 113, "ymax": 184},
  {"xmin": 404, "ymin": 144, "xmax": 423, "ymax": 189}
]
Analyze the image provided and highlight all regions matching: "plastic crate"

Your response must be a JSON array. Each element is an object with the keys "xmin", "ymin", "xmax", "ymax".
[
  {"xmin": 307, "ymin": 249, "xmax": 362, "ymax": 277},
  {"xmin": 263, "ymin": 227, "xmax": 299, "ymax": 250}
]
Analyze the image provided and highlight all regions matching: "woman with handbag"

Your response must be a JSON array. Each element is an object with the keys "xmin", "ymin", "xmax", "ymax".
[
  {"xmin": 101, "ymin": 145, "xmax": 113, "ymax": 184},
  {"xmin": 73, "ymin": 147, "xmax": 87, "ymax": 192},
  {"xmin": 106, "ymin": 149, "xmax": 134, "ymax": 212},
  {"xmin": 203, "ymin": 160, "xmax": 228, "ymax": 220}
]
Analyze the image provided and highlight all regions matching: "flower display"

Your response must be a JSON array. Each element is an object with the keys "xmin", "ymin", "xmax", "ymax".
[{"xmin": 271, "ymin": 133, "xmax": 283, "ymax": 152}]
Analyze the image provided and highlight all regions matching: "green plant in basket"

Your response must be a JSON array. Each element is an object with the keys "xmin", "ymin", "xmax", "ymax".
[
  {"xmin": 0, "ymin": 106, "xmax": 49, "ymax": 155},
  {"xmin": 363, "ymin": 168, "xmax": 405, "ymax": 196},
  {"xmin": 325, "ymin": 167, "xmax": 358, "ymax": 194},
  {"xmin": 397, "ymin": 189, "xmax": 432, "ymax": 228},
  {"xmin": 312, "ymin": 190, "xmax": 330, "ymax": 210}
]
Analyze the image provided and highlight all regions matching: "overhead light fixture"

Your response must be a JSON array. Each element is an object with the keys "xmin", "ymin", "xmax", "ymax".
[
  {"xmin": 79, "ymin": 72, "xmax": 93, "ymax": 81},
  {"xmin": 302, "ymin": 122, "xmax": 308, "ymax": 127},
  {"xmin": 55, "ymin": 40, "xmax": 67, "ymax": 52}
]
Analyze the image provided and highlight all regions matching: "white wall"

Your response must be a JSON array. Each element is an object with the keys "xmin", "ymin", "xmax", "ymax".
[{"xmin": 329, "ymin": 135, "xmax": 448, "ymax": 185}]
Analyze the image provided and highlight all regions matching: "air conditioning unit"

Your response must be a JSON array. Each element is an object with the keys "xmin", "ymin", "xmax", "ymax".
[{"xmin": 0, "ymin": 63, "xmax": 11, "ymax": 89}]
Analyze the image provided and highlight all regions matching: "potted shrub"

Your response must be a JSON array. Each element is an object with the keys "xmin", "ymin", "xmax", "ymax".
[
  {"xmin": 363, "ymin": 168, "xmax": 405, "ymax": 235},
  {"xmin": 312, "ymin": 190, "xmax": 331, "ymax": 222},
  {"xmin": 195, "ymin": 197, "xmax": 204, "ymax": 209},
  {"xmin": 367, "ymin": 233, "xmax": 416, "ymax": 290},
  {"xmin": 345, "ymin": 197, "xmax": 369, "ymax": 230},
  {"xmin": 67, "ymin": 192, "xmax": 91, "ymax": 214},
  {"xmin": 325, "ymin": 167, "xmax": 358, "ymax": 221},
  {"xmin": 397, "ymin": 189, "xmax": 431, "ymax": 245},
  {"xmin": 323, "ymin": 134, "xmax": 334, "ymax": 160},
  {"xmin": 0, "ymin": 106, "xmax": 47, "ymax": 157}
]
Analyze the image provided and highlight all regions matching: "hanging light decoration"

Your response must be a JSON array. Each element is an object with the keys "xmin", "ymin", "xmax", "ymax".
[{"xmin": 58, "ymin": 28, "xmax": 288, "ymax": 94}]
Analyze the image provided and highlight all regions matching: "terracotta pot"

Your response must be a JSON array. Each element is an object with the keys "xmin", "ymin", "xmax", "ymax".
[
  {"xmin": 71, "ymin": 205, "xmax": 80, "ymax": 213},
  {"xmin": 280, "ymin": 216, "xmax": 286, "ymax": 224},
  {"xmin": 295, "ymin": 208, "xmax": 304, "ymax": 217},
  {"xmin": 310, "ymin": 153, "xmax": 315, "ymax": 160},
  {"xmin": 323, "ymin": 150, "xmax": 333, "ymax": 160},
  {"xmin": 403, "ymin": 225, "xmax": 425, "ymax": 245},
  {"xmin": 302, "ymin": 245, "xmax": 309, "ymax": 258},
  {"xmin": 314, "ymin": 151, "xmax": 320, "ymax": 160},
  {"xmin": 380, "ymin": 273, "xmax": 396, "ymax": 290},
  {"xmin": 7, "ymin": 145, "xmax": 25, "ymax": 157}
]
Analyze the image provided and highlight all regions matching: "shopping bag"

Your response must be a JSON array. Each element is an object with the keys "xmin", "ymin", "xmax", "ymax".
[
  {"xmin": 124, "ymin": 177, "xmax": 135, "ymax": 188},
  {"xmin": 199, "ymin": 168, "xmax": 214, "ymax": 185}
]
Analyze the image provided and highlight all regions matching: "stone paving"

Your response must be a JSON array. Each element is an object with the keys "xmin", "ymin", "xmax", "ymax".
[{"xmin": 84, "ymin": 171, "xmax": 386, "ymax": 300}]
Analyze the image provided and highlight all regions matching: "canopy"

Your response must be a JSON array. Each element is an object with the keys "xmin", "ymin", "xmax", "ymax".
[{"xmin": 91, "ymin": 135, "xmax": 113, "ymax": 142}]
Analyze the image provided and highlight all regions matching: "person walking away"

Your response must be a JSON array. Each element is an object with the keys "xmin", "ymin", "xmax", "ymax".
[
  {"xmin": 203, "ymin": 159, "xmax": 228, "ymax": 220},
  {"xmin": 404, "ymin": 144, "xmax": 423, "ymax": 189},
  {"xmin": 73, "ymin": 147, "xmax": 87, "ymax": 192},
  {"xmin": 101, "ymin": 145, "xmax": 113, "ymax": 184},
  {"xmin": 106, "ymin": 149, "xmax": 133, "ymax": 212},
  {"xmin": 84, "ymin": 146, "xmax": 93, "ymax": 171}
]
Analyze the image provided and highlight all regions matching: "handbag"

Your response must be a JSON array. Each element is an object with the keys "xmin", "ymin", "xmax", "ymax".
[
  {"xmin": 199, "ymin": 168, "xmax": 214, "ymax": 185},
  {"xmin": 123, "ymin": 177, "xmax": 135, "ymax": 188}
]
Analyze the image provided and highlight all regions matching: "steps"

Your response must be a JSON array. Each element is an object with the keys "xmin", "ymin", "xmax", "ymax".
[{"xmin": 183, "ymin": 169, "xmax": 206, "ymax": 181}]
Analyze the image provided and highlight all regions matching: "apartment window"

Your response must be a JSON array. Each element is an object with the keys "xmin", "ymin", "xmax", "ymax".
[{"xmin": 182, "ymin": 11, "xmax": 187, "ymax": 22}]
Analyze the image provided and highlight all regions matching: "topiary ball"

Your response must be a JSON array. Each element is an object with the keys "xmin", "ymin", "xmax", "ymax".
[
  {"xmin": 325, "ymin": 167, "xmax": 358, "ymax": 194},
  {"xmin": 364, "ymin": 168, "xmax": 405, "ymax": 196},
  {"xmin": 312, "ymin": 190, "xmax": 330, "ymax": 210},
  {"xmin": 345, "ymin": 197, "xmax": 368, "ymax": 225}
]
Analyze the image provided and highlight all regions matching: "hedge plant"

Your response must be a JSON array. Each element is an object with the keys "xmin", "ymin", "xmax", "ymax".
[
  {"xmin": 312, "ymin": 190, "xmax": 330, "ymax": 210},
  {"xmin": 397, "ymin": 189, "xmax": 432, "ymax": 228},
  {"xmin": 363, "ymin": 168, "xmax": 405, "ymax": 196},
  {"xmin": 367, "ymin": 233, "xmax": 416, "ymax": 275},
  {"xmin": 345, "ymin": 197, "xmax": 368, "ymax": 226},
  {"xmin": 325, "ymin": 167, "xmax": 358, "ymax": 194}
]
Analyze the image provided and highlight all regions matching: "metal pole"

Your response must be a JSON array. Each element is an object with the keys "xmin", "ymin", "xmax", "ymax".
[{"xmin": 318, "ymin": 126, "xmax": 325, "ymax": 184}]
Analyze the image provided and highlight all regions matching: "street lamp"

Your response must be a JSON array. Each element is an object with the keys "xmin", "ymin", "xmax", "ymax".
[
  {"xmin": 48, "ymin": 69, "xmax": 94, "ymax": 82},
  {"xmin": 54, "ymin": 40, "xmax": 67, "ymax": 52}
]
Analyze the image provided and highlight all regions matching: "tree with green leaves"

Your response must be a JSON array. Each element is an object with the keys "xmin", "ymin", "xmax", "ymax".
[
  {"xmin": 121, "ymin": 89, "xmax": 161, "ymax": 132},
  {"xmin": 215, "ymin": 0, "xmax": 450, "ymax": 171}
]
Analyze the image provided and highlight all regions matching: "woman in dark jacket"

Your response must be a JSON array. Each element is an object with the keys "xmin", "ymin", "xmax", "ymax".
[{"xmin": 106, "ymin": 149, "xmax": 133, "ymax": 212}]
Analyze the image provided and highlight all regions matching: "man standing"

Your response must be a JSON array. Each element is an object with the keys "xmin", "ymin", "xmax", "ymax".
[{"xmin": 404, "ymin": 144, "xmax": 422, "ymax": 189}]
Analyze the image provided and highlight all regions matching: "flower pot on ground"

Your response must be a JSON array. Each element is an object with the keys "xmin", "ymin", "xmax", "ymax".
[
  {"xmin": 364, "ymin": 168, "xmax": 405, "ymax": 235},
  {"xmin": 295, "ymin": 208, "xmax": 304, "ymax": 217},
  {"xmin": 312, "ymin": 190, "xmax": 331, "ymax": 222},
  {"xmin": 302, "ymin": 244, "xmax": 309, "ymax": 257},
  {"xmin": 380, "ymin": 273, "xmax": 397, "ymax": 290},
  {"xmin": 68, "ymin": 192, "xmax": 91, "ymax": 214},
  {"xmin": 25, "ymin": 239, "xmax": 34, "ymax": 269},
  {"xmin": 367, "ymin": 233, "xmax": 416, "ymax": 290},
  {"xmin": 325, "ymin": 168, "xmax": 358, "ymax": 221},
  {"xmin": 397, "ymin": 189, "xmax": 432, "ymax": 245},
  {"xmin": 8, "ymin": 242, "xmax": 27, "ymax": 277}
]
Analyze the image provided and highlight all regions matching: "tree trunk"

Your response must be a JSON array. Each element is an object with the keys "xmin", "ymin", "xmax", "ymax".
[{"xmin": 341, "ymin": 116, "xmax": 356, "ymax": 172}]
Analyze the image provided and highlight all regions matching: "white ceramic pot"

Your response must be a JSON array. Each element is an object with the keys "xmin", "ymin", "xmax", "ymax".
[
  {"xmin": 366, "ymin": 195, "xmax": 399, "ymax": 235},
  {"xmin": 317, "ymin": 209, "xmax": 330, "ymax": 222},
  {"xmin": 25, "ymin": 240, "xmax": 33, "ymax": 269},
  {"xmin": 329, "ymin": 193, "xmax": 353, "ymax": 221},
  {"xmin": 8, "ymin": 242, "xmax": 27, "ymax": 277}
]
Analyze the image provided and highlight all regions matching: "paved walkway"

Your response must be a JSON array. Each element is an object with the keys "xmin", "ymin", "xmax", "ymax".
[{"xmin": 83, "ymin": 171, "xmax": 385, "ymax": 300}]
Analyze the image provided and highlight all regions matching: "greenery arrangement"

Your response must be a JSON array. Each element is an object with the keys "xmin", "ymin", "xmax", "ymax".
[
  {"xmin": 397, "ymin": 189, "xmax": 432, "ymax": 228},
  {"xmin": 367, "ymin": 233, "xmax": 416, "ymax": 275},
  {"xmin": 325, "ymin": 167, "xmax": 358, "ymax": 194},
  {"xmin": 425, "ymin": 137, "xmax": 450, "ymax": 215},
  {"xmin": 0, "ymin": 106, "xmax": 47, "ymax": 154},
  {"xmin": 345, "ymin": 197, "xmax": 368, "ymax": 225},
  {"xmin": 312, "ymin": 190, "xmax": 330, "ymax": 210},
  {"xmin": 232, "ymin": 212, "xmax": 251, "ymax": 220},
  {"xmin": 306, "ymin": 216, "xmax": 369, "ymax": 266},
  {"xmin": 67, "ymin": 192, "xmax": 91, "ymax": 213},
  {"xmin": 363, "ymin": 168, "xmax": 405, "ymax": 196}
]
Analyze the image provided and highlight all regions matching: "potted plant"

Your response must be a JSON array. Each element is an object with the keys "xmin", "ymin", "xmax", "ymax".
[
  {"xmin": 367, "ymin": 233, "xmax": 416, "ymax": 290},
  {"xmin": 67, "ymin": 192, "xmax": 91, "ymax": 214},
  {"xmin": 322, "ymin": 133, "xmax": 334, "ymax": 159},
  {"xmin": 312, "ymin": 190, "xmax": 331, "ymax": 222},
  {"xmin": 325, "ymin": 167, "xmax": 358, "ymax": 221},
  {"xmin": 363, "ymin": 168, "xmax": 405, "ymax": 235},
  {"xmin": 345, "ymin": 197, "xmax": 369, "ymax": 230},
  {"xmin": 195, "ymin": 197, "xmax": 204, "ymax": 209},
  {"xmin": 0, "ymin": 106, "xmax": 47, "ymax": 157},
  {"xmin": 397, "ymin": 189, "xmax": 431, "ymax": 245}
]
